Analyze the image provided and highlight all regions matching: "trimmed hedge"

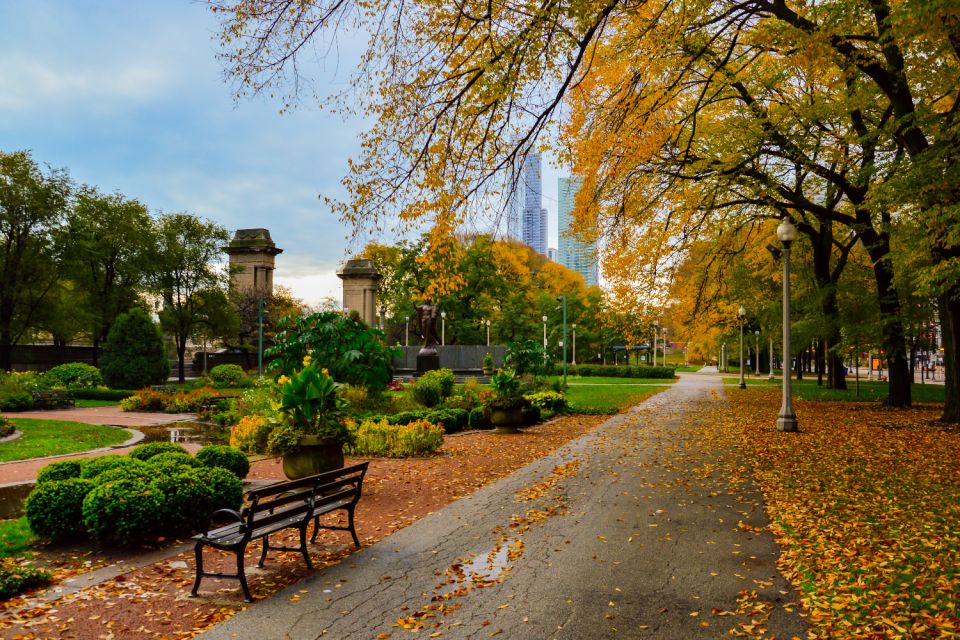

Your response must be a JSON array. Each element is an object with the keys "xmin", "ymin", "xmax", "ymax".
[
  {"xmin": 70, "ymin": 388, "xmax": 135, "ymax": 401},
  {"xmin": 468, "ymin": 406, "xmax": 492, "ymax": 430},
  {"xmin": 129, "ymin": 442, "xmax": 189, "ymax": 461},
  {"xmin": 44, "ymin": 363, "xmax": 104, "ymax": 389},
  {"xmin": 572, "ymin": 364, "xmax": 676, "ymax": 379},
  {"xmin": 35, "ymin": 460, "xmax": 82, "ymax": 484},
  {"xmin": 196, "ymin": 445, "xmax": 250, "ymax": 479},
  {"xmin": 82, "ymin": 479, "xmax": 164, "ymax": 545},
  {"xmin": 25, "ymin": 478, "xmax": 96, "ymax": 541}
]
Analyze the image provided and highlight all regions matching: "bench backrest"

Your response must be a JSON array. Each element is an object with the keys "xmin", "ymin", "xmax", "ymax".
[{"xmin": 241, "ymin": 462, "xmax": 369, "ymax": 529}]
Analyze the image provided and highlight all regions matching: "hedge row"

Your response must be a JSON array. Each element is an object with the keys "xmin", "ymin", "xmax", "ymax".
[{"xmin": 572, "ymin": 365, "xmax": 676, "ymax": 379}]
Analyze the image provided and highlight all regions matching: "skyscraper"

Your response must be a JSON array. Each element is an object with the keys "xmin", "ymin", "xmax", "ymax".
[
  {"xmin": 558, "ymin": 176, "xmax": 599, "ymax": 286},
  {"xmin": 505, "ymin": 152, "xmax": 547, "ymax": 255}
]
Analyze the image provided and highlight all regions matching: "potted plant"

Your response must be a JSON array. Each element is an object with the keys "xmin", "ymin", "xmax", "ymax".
[
  {"xmin": 267, "ymin": 357, "xmax": 355, "ymax": 479},
  {"xmin": 481, "ymin": 369, "xmax": 527, "ymax": 434},
  {"xmin": 482, "ymin": 352, "xmax": 494, "ymax": 376}
]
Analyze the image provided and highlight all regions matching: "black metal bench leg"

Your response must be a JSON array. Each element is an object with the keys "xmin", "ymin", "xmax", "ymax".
[
  {"xmin": 190, "ymin": 542, "xmax": 204, "ymax": 597},
  {"xmin": 310, "ymin": 515, "xmax": 320, "ymax": 544},
  {"xmin": 300, "ymin": 525, "xmax": 313, "ymax": 569},
  {"xmin": 348, "ymin": 506, "xmax": 360, "ymax": 548},
  {"xmin": 258, "ymin": 535, "xmax": 270, "ymax": 568},
  {"xmin": 237, "ymin": 546, "xmax": 253, "ymax": 602}
]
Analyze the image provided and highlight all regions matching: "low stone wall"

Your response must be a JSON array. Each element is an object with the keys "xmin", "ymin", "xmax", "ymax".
[
  {"xmin": 392, "ymin": 345, "xmax": 506, "ymax": 371},
  {"xmin": 10, "ymin": 345, "xmax": 97, "ymax": 371}
]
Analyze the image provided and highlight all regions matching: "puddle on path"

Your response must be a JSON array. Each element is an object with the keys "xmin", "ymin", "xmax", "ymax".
[{"xmin": 136, "ymin": 421, "xmax": 229, "ymax": 446}]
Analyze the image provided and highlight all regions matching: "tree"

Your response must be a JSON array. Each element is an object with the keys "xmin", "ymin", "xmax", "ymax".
[
  {"xmin": 0, "ymin": 150, "xmax": 70, "ymax": 371},
  {"xmin": 61, "ymin": 187, "xmax": 156, "ymax": 364},
  {"xmin": 150, "ymin": 213, "xmax": 230, "ymax": 382},
  {"xmin": 100, "ymin": 307, "xmax": 170, "ymax": 389}
]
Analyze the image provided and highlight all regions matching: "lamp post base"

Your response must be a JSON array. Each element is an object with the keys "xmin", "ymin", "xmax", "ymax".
[
  {"xmin": 738, "ymin": 381, "xmax": 747, "ymax": 389},
  {"xmin": 776, "ymin": 414, "xmax": 798, "ymax": 432}
]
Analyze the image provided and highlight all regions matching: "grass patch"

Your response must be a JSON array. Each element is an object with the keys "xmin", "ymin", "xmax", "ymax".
[
  {"xmin": 74, "ymin": 399, "xmax": 119, "ymax": 408},
  {"xmin": 564, "ymin": 384, "xmax": 664, "ymax": 414},
  {"xmin": 723, "ymin": 378, "xmax": 946, "ymax": 403},
  {"xmin": 673, "ymin": 365, "xmax": 702, "ymax": 372},
  {"xmin": 564, "ymin": 376, "xmax": 676, "ymax": 385},
  {"xmin": 0, "ymin": 419, "xmax": 130, "ymax": 462},
  {"xmin": 0, "ymin": 517, "xmax": 35, "ymax": 558}
]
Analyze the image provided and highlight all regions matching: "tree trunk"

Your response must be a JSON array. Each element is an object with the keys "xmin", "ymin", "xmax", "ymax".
[
  {"xmin": 796, "ymin": 349, "xmax": 803, "ymax": 380},
  {"xmin": 816, "ymin": 338, "xmax": 824, "ymax": 386},
  {"xmin": 940, "ymin": 294, "xmax": 960, "ymax": 423},
  {"xmin": 176, "ymin": 334, "xmax": 187, "ymax": 383},
  {"xmin": 0, "ymin": 336, "xmax": 11, "ymax": 372},
  {"xmin": 92, "ymin": 336, "xmax": 100, "ymax": 367}
]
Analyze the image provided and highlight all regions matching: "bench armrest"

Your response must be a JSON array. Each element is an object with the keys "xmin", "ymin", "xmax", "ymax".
[{"xmin": 202, "ymin": 508, "xmax": 245, "ymax": 536}]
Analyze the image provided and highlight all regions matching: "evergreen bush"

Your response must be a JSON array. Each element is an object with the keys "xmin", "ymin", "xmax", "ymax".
[
  {"xmin": 468, "ymin": 406, "xmax": 492, "ymax": 429},
  {"xmin": 195, "ymin": 466, "xmax": 244, "ymax": 512},
  {"xmin": 79, "ymin": 455, "xmax": 144, "ymax": 480},
  {"xmin": 0, "ymin": 559, "xmax": 51, "ymax": 601},
  {"xmin": 411, "ymin": 376, "xmax": 443, "ymax": 408},
  {"xmin": 82, "ymin": 479, "xmax": 164, "ymax": 545},
  {"xmin": 150, "ymin": 471, "xmax": 214, "ymax": 533},
  {"xmin": 195, "ymin": 445, "xmax": 250, "ymax": 479},
  {"xmin": 209, "ymin": 364, "xmax": 248, "ymax": 387},
  {"xmin": 129, "ymin": 442, "xmax": 189, "ymax": 461},
  {"xmin": 419, "ymin": 369, "xmax": 456, "ymax": 398},
  {"xmin": 24, "ymin": 478, "xmax": 95, "ymax": 541},
  {"xmin": 100, "ymin": 308, "xmax": 170, "ymax": 389}
]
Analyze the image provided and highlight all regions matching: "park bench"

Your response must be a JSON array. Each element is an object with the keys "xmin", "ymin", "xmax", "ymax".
[
  {"xmin": 190, "ymin": 462, "xmax": 368, "ymax": 602},
  {"xmin": 30, "ymin": 389, "xmax": 75, "ymax": 408},
  {"xmin": 150, "ymin": 385, "xmax": 177, "ymax": 394},
  {"xmin": 197, "ymin": 394, "xmax": 240, "ymax": 414}
]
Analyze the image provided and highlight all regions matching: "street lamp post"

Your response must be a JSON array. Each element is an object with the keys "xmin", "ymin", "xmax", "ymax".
[
  {"xmin": 542, "ymin": 315, "xmax": 548, "ymax": 364},
  {"xmin": 768, "ymin": 337, "xmax": 775, "ymax": 380},
  {"xmin": 652, "ymin": 323, "xmax": 658, "ymax": 366},
  {"xmin": 486, "ymin": 319, "xmax": 491, "ymax": 347},
  {"xmin": 754, "ymin": 330, "xmax": 760, "ymax": 376},
  {"xmin": 558, "ymin": 296, "xmax": 568, "ymax": 386},
  {"xmin": 738, "ymin": 306, "xmax": 747, "ymax": 389},
  {"xmin": 441, "ymin": 311, "xmax": 447, "ymax": 346},
  {"xmin": 776, "ymin": 217, "xmax": 799, "ymax": 432},
  {"xmin": 662, "ymin": 328, "xmax": 668, "ymax": 365},
  {"xmin": 572, "ymin": 323, "xmax": 577, "ymax": 365}
]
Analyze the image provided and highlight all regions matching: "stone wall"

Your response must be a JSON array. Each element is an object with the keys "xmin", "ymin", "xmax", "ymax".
[{"xmin": 392, "ymin": 345, "xmax": 507, "ymax": 371}]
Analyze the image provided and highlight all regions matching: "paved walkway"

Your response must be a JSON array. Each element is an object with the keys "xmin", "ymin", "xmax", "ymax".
[
  {"xmin": 0, "ymin": 407, "xmax": 197, "ymax": 484},
  {"xmin": 200, "ymin": 374, "xmax": 805, "ymax": 639}
]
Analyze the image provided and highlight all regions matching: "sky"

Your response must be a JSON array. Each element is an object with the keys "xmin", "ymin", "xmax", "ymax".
[{"xmin": 0, "ymin": 1, "xmax": 562, "ymax": 308}]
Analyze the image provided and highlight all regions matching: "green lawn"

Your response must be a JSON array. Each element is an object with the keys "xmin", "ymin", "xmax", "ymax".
[
  {"xmin": 0, "ymin": 517, "xmax": 35, "ymax": 558},
  {"xmin": 564, "ymin": 376, "xmax": 676, "ymax": 385},
  {"xmin": 0, "ymin": 418, "xmax": 130, "ymax": 462},
  {"xmin": 75, "ymin": 398, "xmax": 119, "ymax": 408},
  {"xmin": 721, "ymin": 377, "xmax": 947, "ymax": 403},
  {"xmin": 563, "ymin": 383, "xmax": 667, "ymax": 414}
]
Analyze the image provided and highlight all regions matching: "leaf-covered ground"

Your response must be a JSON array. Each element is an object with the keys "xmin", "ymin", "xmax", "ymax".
[{"xmin": 721, "ymin": 391, "xmax": 960, "ymax": 639}]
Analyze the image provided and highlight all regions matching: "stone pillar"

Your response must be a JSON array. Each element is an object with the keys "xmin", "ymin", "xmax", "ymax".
[
  {"xmin": 225, "ymin": 229, "xmax": 283, "ymax": 294},
  {"xmin": 337, "ymin": 259, "xmax": 381, "ymax": 327}
]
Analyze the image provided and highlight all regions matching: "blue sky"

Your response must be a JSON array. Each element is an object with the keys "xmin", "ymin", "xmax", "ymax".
[{"xmin": 0, "ymin": 1, "xmax": 560, "ymax": 306}]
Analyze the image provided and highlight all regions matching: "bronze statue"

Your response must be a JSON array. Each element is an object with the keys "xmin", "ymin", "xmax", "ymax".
[{"xmin": 416, "ymin": 303, "xmax": 439, "ymax": 351}]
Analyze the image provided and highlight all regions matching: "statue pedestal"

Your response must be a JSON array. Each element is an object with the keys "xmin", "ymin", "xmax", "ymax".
[{"xmin": 417, "ymin": 348, "xmax": 440, "ymax": 374}]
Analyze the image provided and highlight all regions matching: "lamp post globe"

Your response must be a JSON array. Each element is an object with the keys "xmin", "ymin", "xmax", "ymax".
[
  {"xmin": 542, "ymin": 315, "xmax": 548, "ymax": 364},
  {"xmin": 404, "ymin": 316, "xmax": 410, "ymax": 347},
  {"xmin": 776, "ymin": 217, "xmax": 799, "ymax": 432},
  {"xmin": 486, "ymin": 319, "xmax": 491, "ymax": 347},
  {"xmin": 441, "ymin": 311, "xmax": 447, "ymax": 346},
  {"xmin": 738, "ymin": 306, "xmax": 747, "ymax": 389}
]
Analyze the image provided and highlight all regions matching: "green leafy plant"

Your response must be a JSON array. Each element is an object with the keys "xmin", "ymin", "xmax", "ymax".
[
  {"xmin": 82, "ymin": 479, "xmax": 164, "ymax": 545},
  {"xmin": 524, "ymin": 390, "xmax": 568, "ymax": 413},
  {"xmin": 468, "ymin": 406, "xmax": 491, "ymax": 429},
  {"xmin": 0, "ymin": 559, "xmax": 51, "ymax": 601},
  {"xmin": 0, "ymin": 417, "xmax": 14, "ymax": 438},
  {"xmin": 267, "ymin": 359, "xmax": 353, "ymax": 456},
  {"xmin": 229, "ymin": 414, "xmax": 273, "ymax": 454},
  {"xmin": 482, "ymin": 352, "xmax": 494, "ymax": 370},
  {"xmin": 196, "ymin": 445, "xmax": 250, "ymax": 479},
  {"xmin": 419, "ymin": 369, "xmax": 455, "ymax": 398},
  {"xmin": 194, "ymin": 466, "xmax": 244, "ymax": 512},
  {"xmin": 411, "ymin": 375, "xmax": 443, "ymax": 408},
  {"xmin": 345, "ymin": 418, "xmax": 444, "ymax": 457},
  {"xmin": 266, "ymin": 311, "xmax": 399, "ymax": 391},
  {"xmin": 80, "ymin": 455, "xmax": 145, "ymax": 480},
  {"xmin": 44, "ymin": 363, "xmax": 104, "ymax": 389},
  {"xmin": 504, "ymin": 340, "xmax": 546, "ymax": 376},
  {"xmin": 209, "ymin": 364, "xmax": 248, "ymax": 388},
  {"xmin": 150, "ymin": 472, "xmax": 214, "ymax": 534},
  {"xmin": 484, "ymin": 370, "xmax": 526, "ymax": 410},
  {"xmin": 35, "ymin": 460, "xmax": 82, "ymax": 484}
]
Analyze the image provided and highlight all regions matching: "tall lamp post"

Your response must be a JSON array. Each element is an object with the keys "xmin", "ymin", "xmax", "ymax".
[
  {"xmin": 571, "ymin": 323, "xmax": 577, "ymax": 365},
  {"xmin": 404, "ymin": 316, "xmax": 410, "ymax": 347},
  {"xmin": 652, "ymin": 322, "xmax": 658, "ymax": 366},
  {"xmin": 776, "ymin": 217, "xmax": 799, "ymax": 432},
  {"xmin": 738, "ymin": 306, "xmax": 747, "ymax": 389},
  {"xmin": 558, "ymin": 296, "xmax": 568, "ymax": 386},
  {"xmin": 768, "ymin": 337, "xmax": 775, "ymax": 380},
  {"xmin": 542, "ymin": 315, "xmax": 548, "ymax": 364},
  {"xmin": 486, "ymin": 319, "xmax": 491, "ymax": 347},
  {"xmin": 754, "ymin": 329, "xmax": 760, "ymax": 376},
  {"xmin": 662, "ymin": 328, "xmax": 668, "ymax": 364},
  {"xmin": 441, "ymin": 311, "xmax": 447, "ymax": 346}
]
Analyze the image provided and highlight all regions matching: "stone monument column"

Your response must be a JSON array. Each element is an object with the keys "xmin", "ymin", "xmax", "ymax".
[
  {"xmin": 225, "ymin": 229, "xmax": 283, "ymax": 294},
  {"xmin": 337, "ymin": 259, "xmax": 381, "ymax": 327}
]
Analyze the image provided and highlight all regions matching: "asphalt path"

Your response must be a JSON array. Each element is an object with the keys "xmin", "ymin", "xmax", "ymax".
[{"xmin": 200, "ymin": 374, "xmax": 805, "ymax": 639}]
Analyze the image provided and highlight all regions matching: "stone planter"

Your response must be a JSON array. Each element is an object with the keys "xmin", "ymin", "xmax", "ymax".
[
  {"xmin": 489, "ymin": 406, "xmax": 523, "ymax": 434},
  {"xmin": 482, "ymin": 366, "xmax": 494, "ymax": 376},
  {"xmin": 281, "ymin": 435, "xmax": 345, "ymax": 480}
]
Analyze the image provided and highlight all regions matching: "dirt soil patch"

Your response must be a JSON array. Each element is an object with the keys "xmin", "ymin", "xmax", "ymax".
[{"xmin": 1, "ymin": 416, "xmax": 604, "ymax": 639}]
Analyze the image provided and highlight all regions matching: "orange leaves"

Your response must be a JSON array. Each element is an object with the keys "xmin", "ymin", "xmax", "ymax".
[{"xmin": 722, "ymin": 390, "xmax": 960, "ymax": 639}]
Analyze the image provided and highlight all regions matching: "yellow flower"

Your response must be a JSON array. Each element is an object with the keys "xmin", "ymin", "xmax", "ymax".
[
  {"xmin": 278, "ymin": 375, "xmax": 291, "ymax": 386},
  {"xmin": 321, "ymin": 368, "xmax": 330, "ymax": 377},
  {"xmin": 302, "ymin": 355, "xmax": 312, "ymax": 367}
]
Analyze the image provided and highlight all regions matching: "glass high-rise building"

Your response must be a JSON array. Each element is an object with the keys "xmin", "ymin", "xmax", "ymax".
[
  {"xmin": 506, "ymin": 152, "xmax": 547, "ymax": 255},
  {"xmin": 558, "ymin": 176, "xmax": 598, "ymax": 286}
]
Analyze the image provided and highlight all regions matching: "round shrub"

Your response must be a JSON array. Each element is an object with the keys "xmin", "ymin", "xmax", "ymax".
[
  {"xmin": 0, "ymin": 416, "xmax": 15, "ymax": 437},
  {"xmin": 80, "ymin": 455, "xmax": 144, "ymax": 480},
  {"xmin": 129, "ymin": 441, "xmax": 189, "ymax": 461},
  {"xmin": 411, "ymin": 376, "xmax": 443, "ymax": 408},
  {"xmin": 44, "ymin": 363, "xmax": 104, "ymax": 389},
  {"xmin": 195, "ymin": 466, "xmax": 244, "ymax": 511},
  {"xmin": 36, "ymin": 460, "xmax": 82, "ymax": 484},
  {"xmin": 82, "ymin": 479, "xmax": 164, "ymax": 545},
  {"xmin": 146, "ymin": 452, "xmax": 201, "ymax": 477},
  {"xmin": 468, "ymin": 406, "xmax": 491, "ymax": 430},
  {"xmin": 25, "ymin": 478, "xmax": 96, "ymax": 541},
  {"xmin": 100, "ymin": 308, "xmax": 170, "ymax": 389},
  {"xmin": 195, "ymin": 445, "xmax": 250, "ymax": 479},
  {"xmin": 150, "ymin": 471, "xmax": 214, "ymax": 534},
  {"xmin": 0, "ymin": 558, "xmax": 52, "ymax": 600},
  {"xmin": 209, "ymin": 364, "xmax": 248, "ymax": 388},
  {"xmin": 96, "ymin": 465, "xmax": 155, "ymax": 484}
]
